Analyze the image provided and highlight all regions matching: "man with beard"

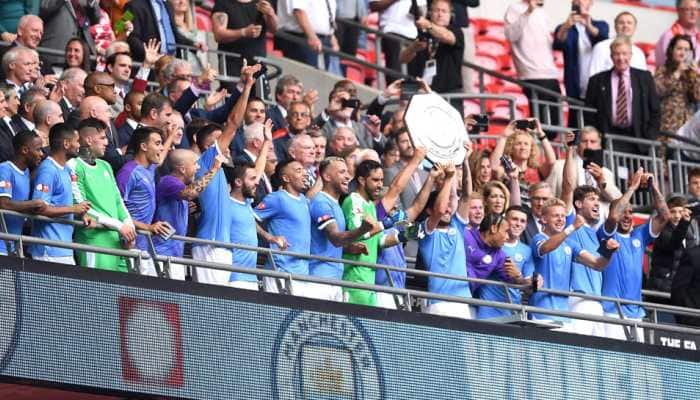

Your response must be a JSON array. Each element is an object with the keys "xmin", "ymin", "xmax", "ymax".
[
  {"xmin": 116, "ymin": 127, "xmax": 170, "ymax": 276},
  {"xmin": 230, "ymin": 97, "xmax": 267, "ymax": 157},
  {"xmin": 476, "ymin": 206, "xmax": 538, "ymax": 319},
  {"xmin": 599, "ymin": 168, "xmax": 668, "ymax": 341},
  {"xmin": 226, "ymin": 160, "xmax": 284, "ymax": 291},
  {"xmin": 0, "ymin": 130, "xmax": 48, "ymax": 255},
  {"xmin": 256, "ymin": 159, "xmax": 312, "ymax": 296},
  {"xmin": 30, "ymin": 123, "xmax": 92, "ymax": 264},
  {"xmin": 153, "ymin": 149, "xmax": 225, "ymax": 280},
  {"xmin": 68, "ymin": 118, "xmax": 136, "ymax": 272},
  {"xmin": 308, "ymin": 157, "xmax": 377, "ymax": 301}
]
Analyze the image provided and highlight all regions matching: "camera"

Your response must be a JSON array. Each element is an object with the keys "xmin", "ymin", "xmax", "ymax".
[
  {"xmin": 470, "ymin": 114, "xmax": 489, "ymax": 134},
  {"xmin": 582, "ymin": 149, "xmax": 604, "ymax": 169},
  {"xmin": 572, "ymin": 3, "xmax": 581, "ymax": 14},
  {"xmin": 568, "ymin": 130, "xmax": 581, "ymax": 147},
  {"xmin": 515, "ymin": 119, "xmax": 536, "ymax": 131},
  {"xmin": 401, "ymin": 78, "xmax": 421, "ymax": 101},
  {"xmin": 341, "ymin": 98, "xmax": 361, "ymax": 109}
]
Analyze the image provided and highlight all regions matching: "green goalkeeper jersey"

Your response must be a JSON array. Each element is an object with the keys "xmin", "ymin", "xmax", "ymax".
[
  {"xmin": 342, "ymin": 192, "xmax": 383, "ymax": 306},
  {"xmin": 67, "ymin": 157, "xmax": 132, "ymax": 272}
]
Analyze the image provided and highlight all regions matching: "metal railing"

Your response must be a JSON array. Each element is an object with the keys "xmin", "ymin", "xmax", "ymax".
[{"xmin": 2, "ymin": 209, "xmax": 699, "ymax": 343}]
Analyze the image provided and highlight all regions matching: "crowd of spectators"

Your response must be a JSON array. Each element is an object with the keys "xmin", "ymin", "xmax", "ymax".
[{"xmin": 0, "ymin": 0, "xmax": 698, "ymax": 338}]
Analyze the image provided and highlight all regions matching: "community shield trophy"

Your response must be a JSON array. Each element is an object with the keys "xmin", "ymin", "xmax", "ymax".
[{"xmin": 403, "ymin": 93, "xmax": 468, "ymax": 166}]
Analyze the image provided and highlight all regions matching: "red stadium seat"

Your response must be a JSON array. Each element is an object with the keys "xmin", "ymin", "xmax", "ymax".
[
  {"xmin": 195, "ymin": 7, "xmax": 212, "ymax": 32},
  {"xmin": 475, "ymin": 37, "xmax": 508, "ymax": 58}
]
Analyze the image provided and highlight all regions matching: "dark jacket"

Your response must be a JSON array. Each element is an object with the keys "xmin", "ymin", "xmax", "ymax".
[
  {"xmin": 584, "ymin": 68, "xmax": 661, "ymax": 142},
  {"xmin": 672, "ymin": 246, "xmax": 700, "ymax": 326},
  {"xmin": 649, "ymin": 219, "xmax": 697, "ymax": 293},
  {"xmin": 124, "ymin": 0, "xmax": 194, "ymax": 61},
  {"xmin": 553, "ymin": 19, "xmax": 609, "ymax": 99},
  {"xmin": 0, "ymin": 118, "xmax": 15, "ymax": 163}
]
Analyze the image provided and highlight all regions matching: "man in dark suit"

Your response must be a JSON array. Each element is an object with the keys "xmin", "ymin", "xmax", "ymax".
[
  {"xmin": 521, "ymin": 181, "xmax": 554, "ymax": 246},
  {"xmin": 584, "ymin": 35, "xmax": 661, "ymax": 154},
  {"xmin": 0, "ymin": 101, "xmax": 15, "ymax": 162},
  {"xmin": 269, "ymin": 75, "xmax": 303, "ymax": 131},
  {"xmin": 57, "ymin": 68, "xmax": 87, "ymax": 122},
  {"xmin": 672, "ymin": 246, "xmax": 700, "ymax": 327},
  {"xmin": 124, "ymin": 0, "xmax": 195, "ymax": 62},
  {"xmin": 233, "ymin": 122, "xmax": 273, "ymax": 206},
  {"xmin": 10, "ymin": 88, "xmax": 46, "ymax": 134}
]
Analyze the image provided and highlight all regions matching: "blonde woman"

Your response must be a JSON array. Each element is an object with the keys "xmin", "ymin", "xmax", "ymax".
[
  {"xmin": 170, "ymin": 0, "xmax": 208, "ymax": 69},
  {"xmin": 468, "ymin": 149, "xmax": 493, "ymax": 194},
  {"xmin": 490, "ymin": 119, "xmax": 556, "ymax": 185},
  {"xmin": 482, "ymin": 181, "xmax": 510, "ymax": 216}
]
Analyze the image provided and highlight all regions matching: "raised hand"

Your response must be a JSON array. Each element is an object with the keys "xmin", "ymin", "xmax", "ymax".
[
  {"xmin": 240, "ymin": 59, "xmax": 262, "ymax": 86},
  {"xmin": 363, "ymin": 114, "xmax": 382, "ymax": 138},
  {"xmin": 205, "ymin": 89, "xmax": 228, "ymax": 110},
  {"xmin": 256, "ymin": 0, "xmax": 275, "ymax": 16},
  {"xmin": 143, "ymin": 39, "xmax": 162, "ymax": 68},
  {"xmin": 263, "ymin": 118, "xmax": 273, "ymax": 141},
  {"xmin": 197, "ymin": 65, "xmax": 218, "ymax": 87}
]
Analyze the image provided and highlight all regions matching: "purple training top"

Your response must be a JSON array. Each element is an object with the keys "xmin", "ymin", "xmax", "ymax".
[{"xmin": 463, "ymin": 227, "xmax": 510, "ymax": 293}]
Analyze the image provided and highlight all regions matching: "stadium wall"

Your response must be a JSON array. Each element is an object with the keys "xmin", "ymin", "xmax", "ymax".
[{"xmin": 0, "ymin": 257, "xmax": 698, "ymax": 400}]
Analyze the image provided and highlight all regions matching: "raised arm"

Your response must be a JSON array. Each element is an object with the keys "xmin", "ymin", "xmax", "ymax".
[
  {"xmin": 560, "ymin": 131, "xmax": 577, "ymax": 212},
  {"xmin": 426, "ymin": 163, "xmax": 454, "ymax": 233},
  {"xmin": 405, "ymin": 169, "xmax": 437, "ymax": 222},
  {"xmin": 218, "ymin": 61, "xmax": 260, "ymax": 151},
  {"xmin": 649, "ymin": 175, "xmax": 670, "ymax": 236},
  {"xmin": 178, "ymin": 155, "xmax": 225, "ymax": 201},
  {"xmin": 253, "ymin": 120, "xmax": 273, "ymax": 182},
  {"xmin": 380, "ymin": 146, "xmax": 427, "ymax": 212},
  {"xmin": 605, "ymin": 168, "xmax": 643, "ymax": 233},
  {"xmin": 534, "ymin": 119, "xmax": 556, "ymax": 179},
  {"xmin": 489, "ymin": 120, "xmax": 515, "ymax": 180}
]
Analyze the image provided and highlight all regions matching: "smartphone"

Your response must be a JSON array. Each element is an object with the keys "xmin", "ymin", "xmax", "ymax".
[
  {"xmin": 515, "ymin": 119, "xmax": 535, "ymax": 131},
  {"xmin": 572, "ymin": 3, "xmax": 581, "ymax": 14},
  {"xmin": 637, "ymin": 176, "xmax": 653, "ymax": 193},
  {"xmin": 501, "ymin": 155, "xmax": 515, "ymax": 173},
  {"xmin": 568, "ymin": 130, "xmax": 581, "ymax": 147},
  {"xmin": 341, "ymin": 98, "xmax": 361, "ymax": 109},
  {"xmin": 401, "ymin": 79, "xmax": 420, "ymax": 101},
  {"xmin": 472, "ymin": 114, "xmax": 489, "ymax": 133},
  {"xmin": 582, "ymin": 148, "xmax": 604, "ymax": 169}
]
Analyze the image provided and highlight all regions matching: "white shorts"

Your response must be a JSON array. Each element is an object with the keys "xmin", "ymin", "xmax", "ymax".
[
  {"xmin": 303, "ymin": 282, "xmax": 343, "ymax": 302},
  {"xmin": 427, "ymin": 301, "xmax": 472, "ymax": 320},
  {"xmin": 138, "ymin": 257, "xmax": 158, "ymax": 277},
  {"xmin": 33, "ymin": 255, "xmax": 75, "ymax": 265},
  {"xmin": 229, "ymin": 280, "xmax": 259, "ymax": 291},
  {"xmin": 604, "ymin": 313, "xmax": 644, "ymax": 343},
  {"xmin": 568, "ymin": 297, "xmax": 605, "ymax": 337},
  {"xmin": 376, "ymin": 291, "xmax": 403, "ymax": 310},
  {"xmin": 263, "ymin": 276, "xmax": 316, "ymax": 298},
  {"xmin": 192, "ymin": 246, "xmax": 233, "ymax": 286},
  {"xmin": 168, "ymin": 262, "xmax": 187, "ymax": 281}
]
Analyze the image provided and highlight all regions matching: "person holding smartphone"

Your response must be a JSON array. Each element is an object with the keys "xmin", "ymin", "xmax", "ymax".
[{"xmin": 554, "ymin": 0, "xmax": 609, "ymax": 100}]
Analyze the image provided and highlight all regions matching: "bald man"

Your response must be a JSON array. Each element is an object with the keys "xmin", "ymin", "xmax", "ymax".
[
  {"xmin": 154, "ymin": 149, "xmax": 224, "ymax": 280},
  {"xmin": 79, "ymin": 95, "xmax": 124, "ymax": 171},
  {"xmin": 33, "ymin": 100, "xmax": 64, "ymax": 148}
]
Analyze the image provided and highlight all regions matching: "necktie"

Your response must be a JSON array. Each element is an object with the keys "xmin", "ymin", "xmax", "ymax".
[
  {"xmin": 156, "ymin": 0, "xmax": 177, "ymax": 54},
  {"xmin": 616, "ymin": 71, "xmax": 629, "ymax": 127}
]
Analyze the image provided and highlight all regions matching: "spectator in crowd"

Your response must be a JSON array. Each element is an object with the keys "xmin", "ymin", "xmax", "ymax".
[
  {"xmin": 457, "ymin": 192, "xmax": 484, "ymax": 230},
  {"xmin": 0, "ymin": 15, "xmax": 47, "ymax": 79},
  {"xmin": 477, "ymin": 206, "xmax": 537, "ymax": 319},
  {"xmin": 68, "ymin": 118, "xmax": 136, "ymax": 272},
  {"xmin": 0, "ymin": 84, "xmax": 16, "ymax": 162},
  {"xmin": 39, "ymin": 0, "xmax": 101, "ymax": 66},
  {"xmin": 649, "ymin": 196, "xmax": 698, "ymax": 293},
  {"xmin": 585, "ymin": 36, "xmax": 660, "ymax": 154},
  {"xmin": 230, "ymin": 96, "xmax": 268, "ymax": 156},
  {"xmin": 672, "ymin": 109, "xmax": 700, "ymax": 160},
  {"xmin": 225, "ymin": 159, "xmax": 280, "ymax": 290},
  {"xmin": 654, "ymin": 34, "xmax": 700, "ymax": 134},
  {"xmin": 327, "ymin": 127, "xmax": 358, "ymax": 156},
  {"xmin": 124, "ymin": 0, "xmax": 196, "ymax": 61},
  {"xmin": 588, "ymin": 12, "xmax": 646, "ymax": 78},
  {"xmin": 256, "ymin": 159, "xmax": 312, "ymax": 295},
  {"xmin": 117, "ymin": 91, "xmax": 145, "ymax": 149},
  {"xmin": 88, "ymin": 0, "xmax": 117, "ymax": 59},
  {"xmin": 521, "ymin": 181, "xmax": 553, "ymax": 245},
  {"xmin": 153, "ymin": 149, "xmax": 224, "ymax": 280},
  {"xmin": 370, "ymin": 0, "xmax": 426, "ymax": 83},
  {"xmin": 420, "ymin": 161, "xmax": 472, "ymax": 318},
  {"xmin": 468, "ymin": 149, "xmax": 491, "ymax": 194},
  {"xmin": 171, "ymin": 0, "xmax": 209, "ymax": 69},
  {"xmin": 319, "ymin": 88, "xmax": 384, "ymax": 152},
  {"xmin": 105, "ymin": 52, "xmax": 134, "ymax": 113},
  {"xmin": 400, "ymin": 0, "xmax": 465, "ymax": 94},
  {"xmin": 655, "ymin": 0, "xmax": 700, "ymax": 67},
  {"xmin": 212, "ymin": 0, "xmax": 277, "ymax": 79},
  {"xmin": 61, "ymin": 38, "xmax": 92, "ymax": 74},
  {"xmin": 384, "ymin": 129, "xmax": 427, "ymax": 210},
  {"xmin": 234, "ymin": 122, "xmax": 275, "ymax": 205},
  {"xmin": 269, "ymin": 75, "xmax": 302, "ymax": 130},
  {"xmin": 482, "ymin": 181, "xmax": 509, "ymax": 216},
  {"xmin": 310, "ymin": 131, "xmax": 326, "ymax": 168},
  {"xmin": 0, "ymin": 0, "xmax": 39, "ymax": 43},
  {"xmin": 381, "ymin": 137, "xmax": 400, "ymax": 169},
  {"xmin": 0, "ymin": 130, "xmax": 47, "ymax": 255},
  {"xmin": 32, "ymin": 99, "xmax": 64, "ymax": 147},
  {"xmin": 672, "ymin": 245, "xmax": 700, "ymax": 327},
  {"xmin": 528, "ymin": 197, "xmax": 617, "ymax": 330},
  {"xmin": 78, "ymin": 93, "xmax": 123, "ymax": 171},
  {"xmin": 546, "ymin": 126, "xmax": 621, "ymax": 221},
  {"xmin": 504, "ymin": 0, "xmax": 562, "ymax": 127},
  {"xmin": 273, "ymin": 100, "xmax": 312, "ymax": 162},
  {"xmin": 309, "ymin": 156, "xmax": 376, "ymax": 301},
  {"xmin": 31, "ymin": 123, "xmax": 91, "ymax": 264},
  {"xmin": 287, "ymin": 133, "xmax": 317, "ymax": 186},
  {"xmin": 2, "ymin": 47, "xmax": 35, "ymax": 97},
  {"xmin": 275, "ymin": 0, "xmax": 339, "ymax": 69},
  {"xmin": 191, "ymin": 63, "xmax": 259, "ymax": 285},
  {"xmin": 688, "ymin": 167, "xmax": 700, "ymax": 204},
  {"xmin": 116, "ymin": 127, "xmax": 170, "ymax": 276},
  {"xmin": 0, "ymin": 83, "xmax": 19, "ymax": 119},
  {"xmin": 600, "ymin": 168, "xmax": 668, "ymax": 340},
  {"xmin": 554, "ymin": 0, "xmax": 609, "ymax": 100},
  {"xmin": 491, "ymin": 119, "xmax": 555, "ymax": 189},
  {"xmin": 11, "ymin": 88, "xmax": 46, "ymax": 134},
  {"xmin": 336, "ymin": 0, "xmax": 368, "ymax": 75},
  {"xmin": 57, "ymin": 68, "xmax": 87, "ymax": 122},
  {"xmin": 139, "ymin": 93, "xmax": 175, "ymax": 132}
]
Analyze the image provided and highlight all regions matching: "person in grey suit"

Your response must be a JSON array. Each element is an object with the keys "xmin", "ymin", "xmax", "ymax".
[
  {"xmin": 39, "ymin": 0, "xmax": 101, "ymax": 67},
  {"xmin": 383, "ymin": 129, "xmax": 428, "ymax": 210}
]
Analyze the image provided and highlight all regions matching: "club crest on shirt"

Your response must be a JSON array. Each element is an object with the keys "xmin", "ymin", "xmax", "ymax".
[
  {"xmin": 0, "ymin": 181, "xmax": 11, "ymax": 188},
  {"xmin": 258, "ymin": 202, "xmax": 267, "ymax": 210},
  {"xmin": 514, "ymin": 253, "xmax": 524, "ymax": 263},
  {"xmin": 482, "ymin": 254, "xmax": 492, "ymax": 264},
  {"xmin": 564, "ymin": 246, "xmax": 572, "ymax": 255},
  {"xmin": 272, "ymin": 310, "xmax": 386, "ymax": 400},
  {"xmin": 35, "ymin": 184, "xmax": 49, "ymax": 193},
  {"xmin": 632, "ymin": 239, "xmax": 641, "ymax": 248},
  {"xmin": 317, "ymin": 214, "xmax": 332, "ymax": 224}
]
